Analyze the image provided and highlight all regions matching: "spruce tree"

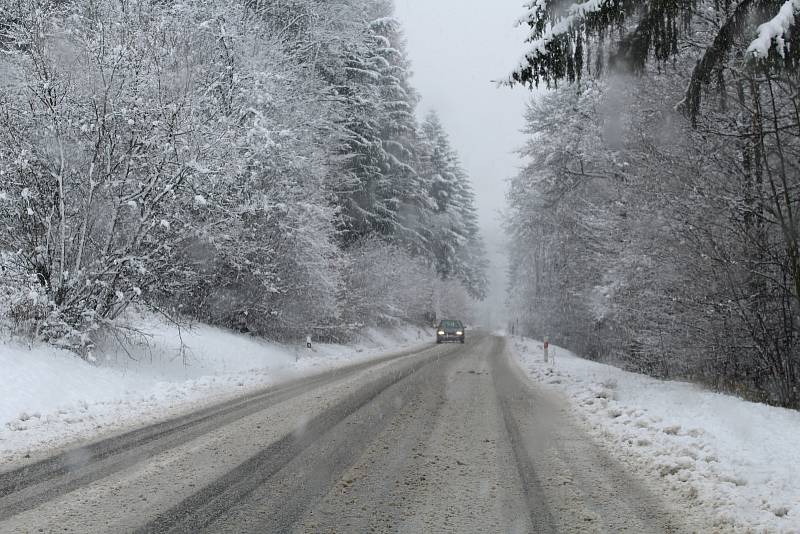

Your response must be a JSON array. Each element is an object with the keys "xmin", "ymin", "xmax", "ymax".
[{"xmin": 419, "ymin": 112, "xmax": 488, "ymax": 299}]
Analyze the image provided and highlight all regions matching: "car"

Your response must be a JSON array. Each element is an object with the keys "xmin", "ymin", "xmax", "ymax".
[{"xmin": 436, "ymin": 319, "xmax": 465, "ymax": 344}]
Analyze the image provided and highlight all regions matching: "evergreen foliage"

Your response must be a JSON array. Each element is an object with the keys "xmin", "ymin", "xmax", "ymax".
[
  {"xmin": 510, "ymin": 0, "xmax": 800, "ymax": 120},
  {"xmin": 419, "ymin": 112, "xmax": 488, "ymax": 299}
]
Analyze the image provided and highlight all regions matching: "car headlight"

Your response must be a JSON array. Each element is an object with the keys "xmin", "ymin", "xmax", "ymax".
[
  {"xmin": 437, "ymin": 331, "xmax": 445, "ymax": 335},
  {"xmin": 456, "ymin": 331, "xmax": 463, "ymax": 335}
]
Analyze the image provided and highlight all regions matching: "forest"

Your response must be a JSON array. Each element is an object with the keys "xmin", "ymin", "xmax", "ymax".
[
  {"xmin": 505, "ymin": 0, "xmax": 800, "ymax": 407},
  {"xmin": 0, "ymin": 0, "xmax": 487, "ymax": 350}
]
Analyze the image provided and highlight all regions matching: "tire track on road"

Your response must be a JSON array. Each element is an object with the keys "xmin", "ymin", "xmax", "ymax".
[
  {"xmin": 491, "ymin": 337, "xmax": 558, "ymax": 534},
  {"xmin": 0, "ymin": 342, "xmax": 456, "ymax": 522},
  {"xmin": 295, "ymin": 336, "xmax": 534, "ymax": 534},
  {"xmin": 137, "ymin": 345, "xmax": 464, "ymax": 533}
]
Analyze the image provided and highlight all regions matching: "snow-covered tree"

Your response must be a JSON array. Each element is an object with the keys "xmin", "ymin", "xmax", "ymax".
[
  {"xmin": 0, "ymin": 0, "xmax": 242, "ymax": 348},
  {"xmin": 328, "ymin": 8, "xmax": 423, "ymax": 251},
  {"xmin": 0, "ymin": 0, "xmax": 486, "ymax": 351},
  {"xmin": 506, "ymin": 0, "xmax": 800, "ymax": 406},
  {"xmin": 419, "ymin": 112, "xmax": 488, "ymax": 299}
]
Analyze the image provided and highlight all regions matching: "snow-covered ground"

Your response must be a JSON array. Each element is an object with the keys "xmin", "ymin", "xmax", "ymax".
[
  {"xmin": 0, "ymin": 315, "xmax": 430, "ymax": 468},
  {"xmin": 510, "ymin": 336, "xmax": 800, "ymax": 533}
]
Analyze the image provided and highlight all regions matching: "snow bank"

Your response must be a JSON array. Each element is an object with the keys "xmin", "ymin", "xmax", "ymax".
[
  {"xmin": 0, "ymin": 316, "xmax": 430, "ymax": 466},
  {"xmin": 510, "ymin": 336, "xmax": 800, "ymax": 533}
]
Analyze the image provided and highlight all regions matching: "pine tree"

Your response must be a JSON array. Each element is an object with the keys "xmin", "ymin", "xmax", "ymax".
[
  {"xmin": 419, "ymin": 112, "xmax": 488, "ymax": 299},
  {"xmin": 327, "ymin": 13, "xmax": 399, "ymax": 245}
]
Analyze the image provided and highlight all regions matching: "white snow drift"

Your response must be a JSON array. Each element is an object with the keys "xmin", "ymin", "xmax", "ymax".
[{"xmin": 510, "ymin": 336, "xmax": 800, "ymax": 533}]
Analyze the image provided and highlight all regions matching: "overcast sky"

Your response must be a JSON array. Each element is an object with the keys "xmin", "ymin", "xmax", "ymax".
[{"xmin": 394, "ymin": 0, "xmax": 534, "ymax": 326}]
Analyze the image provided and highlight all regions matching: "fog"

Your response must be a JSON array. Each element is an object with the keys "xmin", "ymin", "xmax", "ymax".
[{"xmin": 394, "ymin": 0, "xmax": 533, "ymax": 328}]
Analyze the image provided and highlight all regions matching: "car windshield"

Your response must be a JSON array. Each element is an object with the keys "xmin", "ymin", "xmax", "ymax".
[{"xmin": 440, "ymin": 320, "xmax": 462, "ymax": 329}]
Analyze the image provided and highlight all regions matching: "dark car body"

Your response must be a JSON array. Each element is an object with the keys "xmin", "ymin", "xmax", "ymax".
[{"xmin": 436, "ymin": 319, "xmax": 465, "ymax": 344}]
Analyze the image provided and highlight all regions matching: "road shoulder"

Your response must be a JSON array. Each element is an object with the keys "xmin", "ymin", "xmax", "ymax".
[{"xmin": 508, "ymin": 334, "xmax": 789, "ymax": 533}]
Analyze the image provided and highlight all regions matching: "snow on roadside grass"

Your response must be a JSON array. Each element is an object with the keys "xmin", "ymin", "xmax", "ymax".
[
  {"xmin": 0, "ymin": 317, "xmax": 430, "ymax": 468},
  {"xmin": 510, "ymin": 336, "xmax": 800, "ymax": 533}
]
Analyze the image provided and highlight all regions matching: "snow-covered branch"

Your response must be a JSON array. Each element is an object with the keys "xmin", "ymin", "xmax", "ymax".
[
  {"xmin": 746, "ymin": 0, "xmax": 800, "ymax": 58},
  {"xmin": 511, "ymin": 0, "xmax": 612, "ymax": 77}
]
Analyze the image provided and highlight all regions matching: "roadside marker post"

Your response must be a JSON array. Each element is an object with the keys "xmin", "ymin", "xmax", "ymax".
[
  {"xmin": 543, "ymin": 337, "xmax": 549, "ymax": 363},
  {"xmin": 306, "ymin": 335, "xmax": 312, "ymax": 349}
]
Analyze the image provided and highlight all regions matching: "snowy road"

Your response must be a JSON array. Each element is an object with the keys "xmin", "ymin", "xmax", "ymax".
[{"xmin": 0, "ymin": 336, "xmax": 688, "ymax": 533}]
